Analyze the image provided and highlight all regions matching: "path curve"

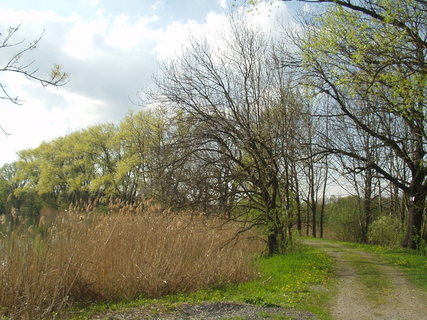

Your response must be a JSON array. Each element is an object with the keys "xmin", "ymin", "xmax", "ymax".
[{"xmin": 304, "ymin": 240, "xmax": 427, "ymax": 320}]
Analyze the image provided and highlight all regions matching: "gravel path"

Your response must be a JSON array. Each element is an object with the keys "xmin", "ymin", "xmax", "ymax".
[
  {"xmin": 304, "ymin": 240, "xmax": 427, "ymax": 320},
  {"xmin": 91, "ymin": 302, "xmax": 316, "ymax": 320}
]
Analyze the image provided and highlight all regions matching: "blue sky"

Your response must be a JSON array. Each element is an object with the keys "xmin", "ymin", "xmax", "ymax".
[{"xmin": 0, "ymin": 0, "xmax": 301, "ymax": 165}]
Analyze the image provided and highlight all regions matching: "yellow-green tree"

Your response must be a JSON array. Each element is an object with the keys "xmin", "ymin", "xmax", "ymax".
[
  {"xmin": 116, "ymin": 108, "xmax": 171, "ymax": 203},
  {"xmin": 14, "ymin": 124, "xmax": 121, "ymax": 206}
]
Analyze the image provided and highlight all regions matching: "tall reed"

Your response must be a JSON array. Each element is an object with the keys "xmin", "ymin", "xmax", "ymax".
[{"xmin": 0, "ymin": 205, "xmax": 262, "ymax": 319}]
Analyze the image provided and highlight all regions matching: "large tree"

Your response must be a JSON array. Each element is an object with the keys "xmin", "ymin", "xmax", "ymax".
[
  {"xmin": 283, "ymin": 0, "xmax": 426, "ymax": 249},
  {"xmin": 153, "ymin": 18, "xmax": 304, "ymax": 254}
]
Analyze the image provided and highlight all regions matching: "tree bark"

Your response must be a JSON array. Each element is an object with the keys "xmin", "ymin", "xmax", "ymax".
[{"xmin": 403, "ymin": 179, "xmax": 427, "ymax": 249}]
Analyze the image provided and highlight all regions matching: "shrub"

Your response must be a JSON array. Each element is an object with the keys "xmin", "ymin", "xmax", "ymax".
[{"xmin": 367, "ymin": 215, "xmax": 401, "ymax": 247}]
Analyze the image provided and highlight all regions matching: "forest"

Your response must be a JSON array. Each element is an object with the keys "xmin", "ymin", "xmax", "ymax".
[{"xmin": 0, "ymin": 0, "xmax": 426, "ymax": 318}]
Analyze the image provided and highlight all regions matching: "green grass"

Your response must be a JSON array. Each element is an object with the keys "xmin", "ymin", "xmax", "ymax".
[
  {"xmin": 65, "ymin": 244, "xmax": 335, "ymax": 320},
  {"xmin": 339, "ymin": 241, "xmax": 427, "ymax": 292},
  {"xmin": 304, "ymin": 237, "xmax": 427, "ymax": 292},
  {"xmin": 344, "ymin": 252, "xmax": 391, "ymax": 305}
]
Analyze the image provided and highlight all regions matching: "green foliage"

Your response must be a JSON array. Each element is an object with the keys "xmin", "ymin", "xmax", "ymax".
[
  {"xmin": 304, "ymin": 0, "xmax": 425, "ymax": 117},
  {"xmin": 324, "ymin": 196, "xmax": 400, "ymax": 244},
  {"xmin": 367, "ymin": 216, "xmax": 401, "ymax": 247},
  {"xmin": 0, "ymin": 177, "xmax": 10, "ymax": 214},
  {"xmin": 7, "ymin": 108, "xmax": 174, "ymax": 211},
  {"xmin": 324, "ymin": 196, "xmax": 363, "ymax": 242},
  {"xmin": 116, "ymin": 108, "xmax": 170, "ymax": 202}
]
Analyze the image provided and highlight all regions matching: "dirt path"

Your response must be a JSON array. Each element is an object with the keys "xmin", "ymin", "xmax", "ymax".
[{"xmin": 304, "ymin": 240, "xmax": 427, "ymax": 320}]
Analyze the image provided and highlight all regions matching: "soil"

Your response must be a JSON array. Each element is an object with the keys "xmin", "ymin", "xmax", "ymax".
[
  {"xmin": 90, "ymin": 240, "xmax": 427, "ymax": 320},
  {"xmin": 304, "ymin": 240, "xmax": 427, "ymax": 320}
]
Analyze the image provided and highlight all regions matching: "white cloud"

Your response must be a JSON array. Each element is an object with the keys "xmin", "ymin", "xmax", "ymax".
[
  {"xmin": 152, "ymin": 3, "xmax": 291, "ymax": 61},
  {"xmin": 61, "ymin": 15, "xmax": 107, "ymax": 60},
  {"xmin": 83, "ymin": 0, "xmax": 100, "ymax": 9},
  {"xmin": 218, "ymin": 0, "xmax": 227, "ymax": 9},
  {"xmin": 150, "ymin": 0, "xmax": 165, "ymax": 11},
  {"xmin": 0, "ymin": 73, "xmax": 106, "ymax": 163},
  {"xmin": 303, "ymin": 3, "xmax": 312, "ymax": 13},
  {"xmin": 152, "ymin": 20, "xmax": 195, "ymax": 60},
  {"xmin": 152, "ymin": 11, "xmax": 230, "ymax": 60},
  {"xmin": 246, "ymin": 0, "xmax": 290, "ymax": 34},
  {"xmin": 0, "ymin": 8, "xmax": 66, "ymax": 26},
  {"xmin": 61, "ymin": 12, "xmax": 162, "ymax": 60},
  {"xmin": 104, "ymin": 14, "xmax": 160, "ymax": 50}
]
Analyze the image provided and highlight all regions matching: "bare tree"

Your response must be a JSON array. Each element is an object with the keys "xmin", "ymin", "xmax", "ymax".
[
  {"xmin": 0, "ymin": 24, "xmax": 68, "ymax": 133},
  {"xmin": 153, "ymin": 17, "xmax": 305, "ymax": 254}
]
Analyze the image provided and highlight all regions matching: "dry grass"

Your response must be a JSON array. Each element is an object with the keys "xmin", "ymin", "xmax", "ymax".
[{"xmin": 0, "ymin": 203, "xmax": 262, "ymax": 319}]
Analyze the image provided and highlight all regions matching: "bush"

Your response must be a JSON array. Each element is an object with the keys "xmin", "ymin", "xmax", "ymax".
[{"xmin": 367, "ymin": 216, "xmax": 401, "ymax": 247}]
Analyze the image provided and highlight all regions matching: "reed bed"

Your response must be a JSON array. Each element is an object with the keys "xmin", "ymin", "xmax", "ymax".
[{"xmin": 0, "ymin": 204, "xmax": 262, "ymax": 319}]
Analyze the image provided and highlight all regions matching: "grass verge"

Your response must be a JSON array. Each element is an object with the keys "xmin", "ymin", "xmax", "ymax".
[
  {"xmin": 67, "ymin": 244, "xmax": 335, "ymax": 320},
  {"xmin": 340, "ymin": 241, "xmax": 427, "ymax": 292}
]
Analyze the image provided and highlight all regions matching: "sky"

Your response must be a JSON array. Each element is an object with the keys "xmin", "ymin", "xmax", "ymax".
[{"xmin": 0, "ymin": 0, "xmax": 304, "ymax": 165}]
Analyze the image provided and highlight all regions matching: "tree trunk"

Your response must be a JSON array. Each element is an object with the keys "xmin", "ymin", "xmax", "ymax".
[
  {"xmin": 267, "ymin": 220, "xmax": 286, "ymax": 255},
  {"xmin": 295, "ymin": 192, "xmax": 302, "ymax": 235},
  {"xmin": 293, "ymin": 167, "xmax": 302, "ymax": 234},
  {"xmin": 320, "ymin": 160, "xmax": 328, "ymax": 238},
  {"xmin": 267, "ymin": 231, "xmax": 278, "ymax": 256},
  {"xmin": 361, "ymin": 169, "xmax": 373, "ymax": 243},
  {"xmin": 402, "ymin": 183, "xmax": 426, "ymax": 249},
  {"xmin": 402, "ymin": 140, "xmax": 426, "ymax": 249},
  {"xmin": 305, "ymin": 204, "xmax": 310, "ymax": 236},
  {"xmin": 309, "ymin": 165, "xmax": 317, "ymax": 238}
]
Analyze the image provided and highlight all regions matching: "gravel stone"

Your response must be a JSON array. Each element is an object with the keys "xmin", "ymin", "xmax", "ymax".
[{"xmin": 92, "ymin": 301, "xmax": 317, "ymax": 320}]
